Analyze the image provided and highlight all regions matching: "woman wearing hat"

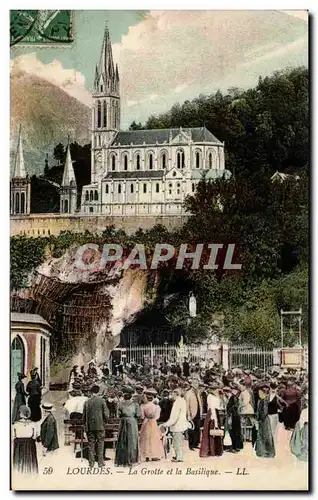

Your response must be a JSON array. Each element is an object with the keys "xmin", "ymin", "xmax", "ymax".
[
  {"xmin": 115, "ymin": 386, "xmax": 141, "ymax": 467},
  {"xmin": 139, "ymin": 388, "xmax": 164, "ymax": 462},
  {"xmin": 40, "ymin": 403, "xmax": 59, "ymax": 455},
  {"xmin": 254, "ymin": 384, "xmax": 275, "ymax": 458},
  {"xmin": 12, "ymin": 405, "xmax": 38, "ymax": 474},
  {"xmin": 226, "ymin": 386, "xmax": 243, "ymax": 453},
  {"xmin": 200, "ymin": 383, "xmax": 223, "ymax": 458},
  {"xmin": 290, "ymin": 394, "xmax": 308, "ymax": 462},
  {"xmin": 12, "ymin": 373, "xmax": 27, "ymax": 424}
]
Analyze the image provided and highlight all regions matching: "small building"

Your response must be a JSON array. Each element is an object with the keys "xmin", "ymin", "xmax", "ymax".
[{"xmin": 11, "ymin": 313, "xmax": 51, "ymax": 394}]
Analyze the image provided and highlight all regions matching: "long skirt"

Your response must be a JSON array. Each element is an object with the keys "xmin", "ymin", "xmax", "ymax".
[
  {"xmin": 282, "ymin": 402, "xmax": 301, "ymax": 430},
  {"xmin": 115, "ymin": 417, "xmax": 139, "ymax": 466},
  {"xmin": 139, "ymin": 418, "xmax": 164, "ymax": 461},
  {"xmin": 28, "ymin": 395, "xmax": 42, "ymax": 422},
  {"xmin": 229, "ymin": 415, "xmax": 243, "ymax": 451},
  {"xmin": 268, "ymin": 413, "xmax": 279, "ymax": 441},
  {"xmin": 12, "ymin": 393, "xmax": 26, "ymax": 424},
  {"xmin": 13, "ymin": 438, "xmax": 38, "ymax": 475},
  {"xmin": 255, "ymin": 416, "xmax": 275, "ymax": 458},
  {"xmin": 199, "ymin": 409, "xmax": 223, "ymax": 457},
  {"xmin": 290, "ymin": 422, "xmax": 308, "ymax": 462}
]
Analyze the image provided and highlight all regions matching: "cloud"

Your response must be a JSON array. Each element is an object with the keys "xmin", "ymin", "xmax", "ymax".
[{"xmin": 10, "ymin": 53, "xmax": 92, "ymax": 107}]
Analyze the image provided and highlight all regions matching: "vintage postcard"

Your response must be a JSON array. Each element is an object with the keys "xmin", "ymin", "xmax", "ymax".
[{"xmin": 10, "ymin": 9, "xmax": 309, "ymax": 491}]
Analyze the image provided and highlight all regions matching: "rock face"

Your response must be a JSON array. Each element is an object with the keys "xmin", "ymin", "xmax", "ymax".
[
  {"xmin": 10, "ymin": 70, "xmax": 91, "ymax": 176},
  {"xmin": 27, "ymin": 245, "xmax": 157, "ymax": 381}
]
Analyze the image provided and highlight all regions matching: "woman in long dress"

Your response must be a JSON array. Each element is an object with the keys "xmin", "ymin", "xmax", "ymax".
[
  {"xmin": 12, "ymin": 373, "xmax": 27, "ymax": 424},
  {"xmin": 13, "ymin": 405, "xmax": 38, "ymax": 474},
  {"xmin": 200, "ymin": 383, "xmax": 223, "ymax": 457},
  {"xmin": 227, "ymin": 386, "xmax": 243, "ymax": 453},
  {"xmin": 254, "ymin": 385, "xmax": 275, "ymax": 458},
  {"xmin": 290, "ymin": 395, "xmax": 308, "ymax": 462},
  {"xmin": 139, "ymin": 388, "xmax": 164, "ymax": 462},
  {"xmin": 115, "ymin": 386, "xmax": 141, "ymax": 467},
  {"xmin": 26, "ymin": 373, "xmax": 42, "ymax": 435}
]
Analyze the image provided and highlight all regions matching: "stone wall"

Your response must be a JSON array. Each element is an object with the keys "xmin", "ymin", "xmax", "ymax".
[{"xmin": 10, "ymin": 213, "xmax": 189, "ymax": 237}]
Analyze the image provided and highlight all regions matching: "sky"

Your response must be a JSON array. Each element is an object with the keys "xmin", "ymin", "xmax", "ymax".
[{"xmin": 10, "ymin": 10, "xmax": 308, "ymax": 129}]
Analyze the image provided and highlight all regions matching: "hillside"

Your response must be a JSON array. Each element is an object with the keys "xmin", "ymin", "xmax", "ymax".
[{"xmin": 10, "ymin": 70, "xmax": 91, "ymax": 176}]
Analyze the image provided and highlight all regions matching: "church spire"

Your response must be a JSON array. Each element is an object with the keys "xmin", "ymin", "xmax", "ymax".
[
  {"xmin": 62, "ymin": 144, "xmax": 76, "ymax": 187},
  {"xmin": 98, "ymin": 22, "xmax": 115, "ymax": 82},
  {"xmin": 13, "ymin": 125, "xmax": 26, "ymax": 178}
]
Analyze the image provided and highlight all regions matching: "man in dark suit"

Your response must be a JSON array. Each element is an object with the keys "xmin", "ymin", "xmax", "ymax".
[
  {"xmin": 83, "ymin": 384, "xmax": 109, "ymax": 467},
  {"xmin": 183, "ymin": 358, "xmax": 190, "ymax": 378}
]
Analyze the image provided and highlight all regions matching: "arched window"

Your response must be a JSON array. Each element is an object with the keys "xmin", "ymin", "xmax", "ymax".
[
  {"xmin": 111, "ymin": 155, "xmax": 116, "ymax": 171},
  {"xmin": 97, "ymin": 100, "xmax": 101, "ymax": 128},
  {"xmin": 123, "ymin": 155, "xmax": 128, "ymax": 171},
  {"xmin": 209, "ymin": 152, "xmax": 213, "ymax": 169},
  {"xmin": 148, "ymin": 153, "xmax": 153, "ymax": 170},
  {"xmin": 15, "ymin": 193, "xmax": 20, "ymax": 214},
  {"xmin": 130, "ymin": 184, "xmax": 134, "ymax": 194},
  {"xmin": 177, "ymin": 182, "xmax": 181, "ymax": 195},
  {"xmin": 103, "ymin": 101, "xmax": 107, "ymax": 128},
  {"xmin": 20, "ymin": 192, "xmax": 25, "ymax": 214},
  {"xmin": 136, "ymin": 154, "xmax": 141, "ymax": 170},
  {"xmin": 11, "ymin": 336, "xmax": 25, "ymax": 385},
  {"xmin": 156, "ymin": 183, "xmax": 159, "ymax": 193},
  {"xmin": 64, "ymin": 199, "xmax": 68, "ymax": 213},
  {"xmin": 195, "ymin": 151, "xmax": 201, "ymax": 169},
  {"xmin": 143, "ymin": 183, "xmax": 147, "ymax": 193},
  {"xmin": 105, "ymin": 184, "xmax": 109, "ymax": 194},
  {"xmin": 118, "ymin": 184, "xmax": 121, "ymax": 194},
  {"xmin": 177, "ymin": 149, "xmax": 185, "ymax": 169},
  {"xmin": 90, "ymin": 191, "xmax": 93, "ymax": 201},
  {"xmin": 100, "ymin": 84, "xmax": 103, "ymax": 92},
  {"xmin": 161, "ymin": 152, "xmax": 167, "ymax": 169},
  {"xmin": 168, "ymin": 183, "xmax": 172, "ymax": 195},
  {"xmin": 85, "ymin": 190, "xmax": 89, "ymax": 201},
  {"xmin": 94, "ymin": 190, "xmax": 98, "ymax": 201},
  {"xmin": 192, "ymin": 183, "xmax": 195, "ymax": 192}
]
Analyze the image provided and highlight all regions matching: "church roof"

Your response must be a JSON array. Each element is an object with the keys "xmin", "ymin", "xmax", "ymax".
[
  {"xmin": 62, "ymin": 145, "xmax": 77, "ymax": 187},
  {"xmin": 111, "ymin": 127, "xmax": 222, "ymax": 146},
  {"xmin": 105, "ymin": 170, "xmax": 164, "ymax": 180},
  {"xmin": 191, "ymin": 169, "xmax": 231, "ymax": 180}
]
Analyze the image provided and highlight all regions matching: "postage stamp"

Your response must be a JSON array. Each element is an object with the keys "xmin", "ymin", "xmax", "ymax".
[
  {"xmin": 10, "ymin": 10, "xmax": 74, "ymax": 46},
  {"xmin": 9, "ymin": 9, "xmax": 309, "ymax": 492}
]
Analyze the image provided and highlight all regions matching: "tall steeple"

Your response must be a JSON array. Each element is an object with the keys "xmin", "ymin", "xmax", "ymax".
[
  {"xmin": 60, "ymin": 142, "xmax": 77, "ymax": 214},
  {"xmin": 13, "ymin": 124, "xmax": 26, "ymax": 178},
  {"xmin": 62, "ymin": 144, "xmax": 76, "ymax": 187},
  {"xmin": 91, "ymin": 22, "xmax": 121, "ymax": 183}
]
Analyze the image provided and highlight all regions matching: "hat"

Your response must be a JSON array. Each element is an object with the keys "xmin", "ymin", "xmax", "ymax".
[
  {"xmin": 122, "ymin": 385, "xmax": 134, "ymax": 395},
  {"xmin": 19, "ymin": 405, "xmax": 31, "ymax": 418},
  {"xmin": 135, "ymin": 384, "xmax": 144, "ymax": 392},
  {"xmin": 42, "ymin": 402, "xmax": 54, "ymax": 411},
  {"xmin": 144, "ymin": 388, "xmax": 157, "ymax": 396},
  {"xmin": 17, "ymin": 372, "xmax": 26, "ymax": 379}
]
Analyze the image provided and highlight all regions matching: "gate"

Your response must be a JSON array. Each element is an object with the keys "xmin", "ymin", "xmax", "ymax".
[{"xmin": 229, "ymin": 345, "xmax": 274, "ymax": 372}]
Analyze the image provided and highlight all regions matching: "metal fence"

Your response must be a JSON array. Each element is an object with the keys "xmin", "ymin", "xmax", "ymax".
[
  {"xmin": 113, "ymin": 344, "xmax": 222, "ymax": 366},
  {"xmin": 228, "ymin": 345, "xmax": 274, "ymax": 372}
]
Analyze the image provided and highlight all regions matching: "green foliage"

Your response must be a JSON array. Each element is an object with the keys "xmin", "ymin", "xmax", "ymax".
[{"xmin": 10, "ymin": 236, "xmax": 48, "ymax": 290}]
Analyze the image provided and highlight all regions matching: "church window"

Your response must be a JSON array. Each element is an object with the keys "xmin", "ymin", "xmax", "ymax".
[
  {"xmin": 105, "ymin": 184, "xmax": 109, "ymax": 194},
  {"xmin": 156, "ymin": 183, "xmax": 160, "ymax": 193},
  {"xmin": 20, "ymin": 192, "xmax": 25, "ymax": 214},
  {"xmin": 43, "ymin": 229, "xmax": 45, "ymax": 234},
  {"xmin": 143, "ymin": 183, "xmax": 147, "ymax": 193},
  {"xmin": 100, "ymin": 84, "xmax": 104, "ymax": 92},
  {"xmin": 192, "ymin": 183, "xmax": 195, "ymax": 192},
  {"xmin": 130, "ymin": 184, "xmax": 134, "ymax": 194},
  {"xmin": 103, "ymin": 101, "xmax": 107, "ymax": 128},
  {"xmin": 64, "ymin": 199, "xmax": 68, "ymax": 213},
  {"xmin": 48, "ymin": 229, "xmax": 50, "ymax": 235},
  {"xmin": 209, "ymin": 152, "xmax": 213, "ymax": 169},
  {"xmin": 177, "ymin": 182, "xmax": 180, "ymax": 195},
  {"xmin": 97, "ymin": 100, "xmax": 101, "ymax": 128},
  {"xmin": 38, "ymin": 229, "xmax": 40, "ymax": 235},
  {"xmin": 89, "ymin": 207, "xmax": 93, "ymax": 213},
  {"xmin": 149, "ymin": 153, "xmax": 153, "ymax": 170},
  {"xmin": 161, "ymin": 152, "xmax": 167, "ymax": 169},
  {"xmin": 123, "ymin": 155, "xmax": 128, "ymax": 171},
  {"xmin": 195, "ymin": 151, "xmax": 201, "ymax": 169},
  {"xmin": 85, "ymin": 190, "xmax": 89, "ymax": 201},
  {"xmin": 118, "ymin": 184, "xmax": 121, "ymax": 194},
  {"xmin": 177, "ymin": 149, "xmax": 185, "ymax": 169},
  {"xmin": 94, "ymin": 190, "xmax": 98, "ymax": 201},
  {"xmin": 173, "ymin": 171, "xmax": 177, "ymax": 177},
  {"xmin": 168, "ymin": 183, "xmax": 172, "ymax": 195},
  {"xmin": 11, "ymin": 336, "xmax": 25, "ymax": 385},
  {"xmin": 15, "ymin": 193, "xmax": 20, "ymax": 214},
  {"xmin": 136, "ymin": 154, "xmax": 141, "ymax": 170},
  {"xmin": 90, "ymin": 191, "xmax": 93, "ymax": 201},
  {"xmin": 111, "ymin": 155, "xmax": 116, "ymax": 171}
]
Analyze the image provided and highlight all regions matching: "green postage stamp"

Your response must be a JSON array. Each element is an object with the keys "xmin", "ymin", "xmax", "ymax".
[{"xmin": 10, "ymin": 10, "xmax": 74, "ymax": 46}]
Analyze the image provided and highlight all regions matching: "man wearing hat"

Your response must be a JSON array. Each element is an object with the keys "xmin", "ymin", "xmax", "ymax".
[
  {"xmin": 158, "ymin": 389, "xmax": 173, "ymax": 423},
  {"xmin": 40, "ymin": 403, "xmax": 59, "ymax": 455},
  {"xmin": 83, "ymin": 384, "xmax": 109, "ymax": 468},
  {"xmin": 184, "ymin": 379, "xmax": 203, "ymax": 450}
]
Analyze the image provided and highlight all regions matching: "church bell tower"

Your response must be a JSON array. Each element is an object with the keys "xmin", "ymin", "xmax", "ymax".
[{"xmin": 91, "ymin": 24, "xmax": 120, "ymax": 183}]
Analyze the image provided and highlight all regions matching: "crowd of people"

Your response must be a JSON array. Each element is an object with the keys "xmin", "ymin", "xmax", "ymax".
[{"xmin": 62, "ymin": 357, "xmax": 309, "ymax": 468}]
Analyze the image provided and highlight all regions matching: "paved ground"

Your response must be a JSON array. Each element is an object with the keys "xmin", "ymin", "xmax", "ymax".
[{"xmin": 12, "ymin": 391, "xmax": 308, "ymax": 491}]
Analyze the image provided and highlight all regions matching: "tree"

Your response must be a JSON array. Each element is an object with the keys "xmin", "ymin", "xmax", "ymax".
[{"xmin": 53, "ymin": 143, "xmax": 65, "ymax": 164}]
